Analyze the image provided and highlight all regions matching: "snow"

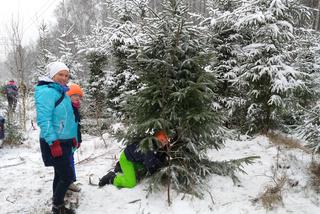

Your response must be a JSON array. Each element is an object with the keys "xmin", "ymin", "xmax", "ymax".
[{"xmin": 1, "ymin": 127, "xmax": 320, "ymax": 213}]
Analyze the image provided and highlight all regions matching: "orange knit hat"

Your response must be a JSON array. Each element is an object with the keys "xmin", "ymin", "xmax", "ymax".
[
  {"xmin": 67, "ymin": 83, "xmax": 84, "ymax": 97},
  {"xmin": 154, "ymin": 130, "xmax": 169, "ymax": 144}
]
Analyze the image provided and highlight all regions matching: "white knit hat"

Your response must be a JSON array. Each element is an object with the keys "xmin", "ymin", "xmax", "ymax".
[{"xmin": 46, "ymin": 61, "xmax": 69, "ymax": 79}]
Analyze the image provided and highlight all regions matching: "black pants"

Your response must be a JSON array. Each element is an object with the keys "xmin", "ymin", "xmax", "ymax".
[
  {"xmin": 52, "ymin": 160, "xmax": 74, "ymax": 206},
  {"xmin": 0, "ymin": 124, "xmax": 4, "ymax": 140},
  {"xmin": 40, "ymin": 138, "xmax": 75, "ymax": 206},
  {"xmin": 7, "ymin": 96, "xmax": 17, "ymax": 111}
]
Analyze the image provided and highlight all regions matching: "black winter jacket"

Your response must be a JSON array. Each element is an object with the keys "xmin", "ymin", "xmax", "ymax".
[
  {"xmin": 124, "ymin": 140, "xmax": 167, "ymax": 174},
  {"xmin": 72, "ymin": 106, "xmax": 82, "ymax": 143}
]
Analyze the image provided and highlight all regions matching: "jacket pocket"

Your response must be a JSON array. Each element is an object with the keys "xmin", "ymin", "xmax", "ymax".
[{"xmin": 57, "ymin": 121, "xmax": 65, "ymax": 134}]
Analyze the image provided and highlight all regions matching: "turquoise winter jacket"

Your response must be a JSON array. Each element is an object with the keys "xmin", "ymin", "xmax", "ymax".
[{"xmin": 35, "ymin": 81, "xmax": 77, "ymax": 145}]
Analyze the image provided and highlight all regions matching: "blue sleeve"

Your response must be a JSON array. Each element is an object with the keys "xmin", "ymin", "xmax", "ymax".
[{"xmin": 35, "ymin": 87, "xmax": 58, "ymax": 145}]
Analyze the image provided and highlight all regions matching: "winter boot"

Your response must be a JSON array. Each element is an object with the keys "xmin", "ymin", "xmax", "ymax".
[
  {"xmin": 52, "ymin": 204, "xmax": 75, "ymax": 214},
  {"xmin": 99, "ymin": 171, "xmax": 116, "ymax": 187},
  {"xmin": 68, "ymin": 183, "xmax": 81, "ymax": 192}
]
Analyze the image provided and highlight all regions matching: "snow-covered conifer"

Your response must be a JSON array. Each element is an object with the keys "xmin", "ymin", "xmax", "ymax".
[
  {"xmin": 57, "ymin": 26, "xmax": 83, "ymax": 81},
  {"xmin": 80, "ymin": 24, "xmax": 110, "ymax": 127},
  {"xmin": 124, "ymin": 0, "xmax": 257, "ymax": 199},
  {"xmin": 206, "ymin": 0, "xmax": 248, "ymax": 132},
  {"xmin": 104, "ymin": 1, "xmax": 146, "ymax": 120},
  {"xmin": 34, "ymin": 23, "xmax": 57, "ymax": 82},
  {"xmin": 212, "ymin": 0, "xmax": 311, "ymax": 133}
]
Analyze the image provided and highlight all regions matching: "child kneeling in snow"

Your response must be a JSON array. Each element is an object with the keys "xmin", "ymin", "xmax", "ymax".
[{"xmin": 99, "ymin": 130, "xmax": 169, "ymax": 188}]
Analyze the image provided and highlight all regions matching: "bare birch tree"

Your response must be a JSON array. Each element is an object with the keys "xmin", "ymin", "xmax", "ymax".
[{"xmin": 5, "ymin": 17, "xmax": 30, "ymax": 130}]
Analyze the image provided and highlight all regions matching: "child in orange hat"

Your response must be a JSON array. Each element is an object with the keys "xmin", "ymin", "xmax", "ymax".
[
  {"xmin": 66, "ymin": 83, "xmax": 84, "ymax": 192},
  {"xmin": 99, "ymin": 130, "xmax": 170, "ymax": 188},
  {"xmin": 67, "ymin": 83, "xmax": 84, "ymax": 108}
]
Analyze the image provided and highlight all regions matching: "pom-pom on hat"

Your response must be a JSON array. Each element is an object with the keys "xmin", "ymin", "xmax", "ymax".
[
  {"xmin": 66, "ymin": 83, "xmax": 84, "ymax": 97},
  {"xmin": 46, "ymin": 61, "xmax": 69, "ymax": 79}
]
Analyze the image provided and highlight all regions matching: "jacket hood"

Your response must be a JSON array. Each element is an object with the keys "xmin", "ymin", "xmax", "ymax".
[{"xmin": 36, "ymin": 81, "xmax": 64, "ymax": 94}]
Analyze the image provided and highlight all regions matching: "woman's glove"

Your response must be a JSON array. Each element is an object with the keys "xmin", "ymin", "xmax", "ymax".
[
  {"xmin": 72, "ymin": 138, "xmax": 78, "ymax": 149},
  {"xmin": 50, "ymin": 140, "xmax": 62, "ymax": 158}
]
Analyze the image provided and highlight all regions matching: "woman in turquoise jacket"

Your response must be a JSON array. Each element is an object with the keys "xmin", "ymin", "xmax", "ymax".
[{"xmin": 35, "ymin": 61, "xmax": 78, "ymax": 214}]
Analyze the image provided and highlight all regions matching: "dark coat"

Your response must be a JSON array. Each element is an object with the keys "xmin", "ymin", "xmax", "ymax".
[
  {"xmin": 40, "ymin": 138, "xmax": 73, "ymax": 167},
  {"xmin": 0, "ymin": 116, "xmax": 4, "ymax": 139},
  {"xmin": 72, "ymin": 106, "xmax": 82, "ymax": 143},
  {"xmin": 5, "ymin": 84, "xmax": 18, "ymax": 98},
  {"xmin": 124, "ymin": 140, "xmax": 167, "ymax": 174}
]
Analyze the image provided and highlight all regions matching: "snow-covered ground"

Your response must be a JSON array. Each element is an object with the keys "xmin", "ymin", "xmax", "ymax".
[{"xmin": 1, "ymin": 126, "xmax": 320, "ymax": 214}]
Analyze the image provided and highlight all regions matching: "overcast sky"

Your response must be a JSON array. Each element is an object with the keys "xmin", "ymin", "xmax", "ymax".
[{"xmin": 0, "ymin": 0, "xmax": 62, "ymax": 61}]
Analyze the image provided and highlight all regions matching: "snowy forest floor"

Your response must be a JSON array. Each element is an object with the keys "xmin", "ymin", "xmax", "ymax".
[{"xmin": 1, "ymin": 126, "xmax": 320, "ymax": 214}]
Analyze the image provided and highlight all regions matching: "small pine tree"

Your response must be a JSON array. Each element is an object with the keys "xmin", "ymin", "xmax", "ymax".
[
  {"xmin": 57, "ymin": 26, "xmax": 83, "ymax": 80},
  {"xmin": 206, "ymin": 0, "xmax": 250, "ymax": 133},
  {"xmin": 295, "ymin": 31, "xmax": 320, "ymax": 153},
  {"xmin": 34, "ymin": 23, "xmax": 57, "ymax": 82},
  {"xmin": 225, "ymin": 0, "xmax": 310, "ymax": 133},
  {"xmin": 3, "ymin": 118, "xmax": 24, "ymax": 146},
  {"xmin": 124, "ymin": 0, "xmax": 257, "ymax": 200},
  {"xmin": 297, "ymin": 102, "xmax": 320, "ymax": 153},
  {"xmin": 86, "ymin": 53, "xmax": 108, "ymax": 131},
  {"xmin": 79, "ymin": 23, "xmax": 111, "ymax": 134},
  {"xmin": 281, "ymin": 27, "xmax": 316, "ymax": 129},
  {"xmin": 110, "ymin": 0, "xmax": 148, "ymax": 21},
  {"xmin": 105, "ymin": 2, "xmax": 145, "ymax": 120}
]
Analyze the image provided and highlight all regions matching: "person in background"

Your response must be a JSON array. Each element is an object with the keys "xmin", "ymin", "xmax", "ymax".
[
  {"xmin": 35, "ymin": 61, "xmax": 78, "ymax": 214},
  {"xmin": 0, "ymin": 115, "xmax": 5, "ymax": 148},
  {"xmin": 98, "ymin": 130, "xmax": 169, "ymax": 188},
  {"xmin": 66, "ymin": 83, "xmax": 84, "ymax": 192},
  {"xmin": 4, "ymin": 80, "xmax": 18, "ymax": 111}
]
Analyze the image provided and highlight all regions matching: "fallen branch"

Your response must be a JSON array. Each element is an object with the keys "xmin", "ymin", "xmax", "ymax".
[
  {"xmin": 206, "ymin": 190, "xmax": 215, "ymax": 205},
  {"xmin": 0, "ymin": 161, "xmax": 25, "ymax": 169},
  {"xmin": 75, "ymin": 152, "xmax": 115, "ymax": 165},
  {"xmin": 128, "ymin": 199, "xmax": 141, "ymax": 204},
  {"xmin": 6, "ymin": 196, "xmax": 15, "ymax": 204}
]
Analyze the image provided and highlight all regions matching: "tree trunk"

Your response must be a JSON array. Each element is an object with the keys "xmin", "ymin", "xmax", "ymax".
[
  {"xmin": 313, "ymin": 0, "xmax": 320, "ymax": 30},
  {"xmin": 203, "ymin": 0, "xmax": 207, "ymax": 16},
  {"xmin": 167, "ymin": 144, "xmax": 172, "ymax": 206},
  {"xmin": 6, "ymin": 18, "xmax": 28, "ymax": 131}
]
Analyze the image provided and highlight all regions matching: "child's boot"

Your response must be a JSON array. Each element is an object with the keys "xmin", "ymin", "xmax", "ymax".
[{"xmin": 99, "ymin": 171, "xmax": 116, "ymax": 187}]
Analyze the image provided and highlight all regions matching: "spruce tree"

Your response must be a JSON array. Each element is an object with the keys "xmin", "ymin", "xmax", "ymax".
[
  {"xmin": 87, "ymin": 53, "xmax": 108, "ymax": 116},
  {"xmin": 206, "ymin": 0, "xmax": 249, "ymax": 133},
  {"xmin": 105, "ymin": 1, "xmax": 145, "ymax": 120},
  {"xmin": 34, "ymin": 23, "xmax": 57, "ymax": 82},
  {"xmin": 57, "ymin": 26, "xmax": 82, "ymax": 81},
  {"xmin": 296, "ymin": 30, "xmax": 320, "ymax": 153},
  {"xmin": 124, "ymin": 0, "xmax": 257, "ymax": 199},
  {"xmin": 80, "ymin": 24, "xmax": 110, "ymax": 134},
  {"xmin": 297, "ymin": 103, "xmax": 320, "ymax": 153},
  {"xmin": 226, "ymin": 0, "xmax": 310, "ymax": 133}
]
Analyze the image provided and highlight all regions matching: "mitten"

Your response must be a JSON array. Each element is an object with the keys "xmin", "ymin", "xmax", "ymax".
[
  {"xmin": 50, "ymin": 140, "xmax": 62, "ymax": 158},
  {"xmin": 72, "ymin": 138, "xmax": 78, "ymax": 149}
]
